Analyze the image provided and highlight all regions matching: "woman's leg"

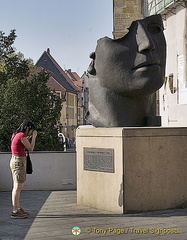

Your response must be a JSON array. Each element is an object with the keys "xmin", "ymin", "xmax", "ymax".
[{"xmin": 12, "ymin": 181, "xmax": 25, "ymax": 211}]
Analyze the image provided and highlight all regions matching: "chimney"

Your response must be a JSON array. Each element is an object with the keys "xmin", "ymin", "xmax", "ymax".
[{"xmin": 47, "ymin": 48, "xmax": 50, "ymax": 54}]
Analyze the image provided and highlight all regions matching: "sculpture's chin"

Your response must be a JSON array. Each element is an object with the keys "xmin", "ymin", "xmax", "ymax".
[{"xmin": 102, "ymin": 79, "xmax": 164, "ymax": 99}]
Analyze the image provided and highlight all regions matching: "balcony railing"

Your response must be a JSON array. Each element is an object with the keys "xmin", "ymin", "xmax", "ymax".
[{"xmin": 145, "ymin": 0, "xmax": 186, "ymax": 16}]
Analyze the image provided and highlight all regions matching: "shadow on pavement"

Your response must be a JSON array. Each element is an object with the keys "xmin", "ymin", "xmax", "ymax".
[
  {"xmin": 0, "ymin": 191, "xmax": 52, "ymax": 240},
  {"xmin": 36, "ymin": 209, "xmax": 187, "ymax": 219}
]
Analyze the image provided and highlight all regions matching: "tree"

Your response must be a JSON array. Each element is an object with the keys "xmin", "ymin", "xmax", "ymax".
[
  {"xmin": 0, "ymin": 30, "xmax": 30, "ymax": 84},
  {"xmin": 0, "ymin": 30, "xmax": 62, "ymax": 151}
]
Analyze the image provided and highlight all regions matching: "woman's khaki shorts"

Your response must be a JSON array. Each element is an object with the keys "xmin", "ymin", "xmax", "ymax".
[{"xmin": 10, "ymin": 155, "xmax": 26, "ymax": 183}]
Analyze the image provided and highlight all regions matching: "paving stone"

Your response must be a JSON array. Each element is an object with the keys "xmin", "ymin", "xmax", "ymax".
[{"xmin": 0, "ymin": 190, "xmax": 186, "ymax": 240}]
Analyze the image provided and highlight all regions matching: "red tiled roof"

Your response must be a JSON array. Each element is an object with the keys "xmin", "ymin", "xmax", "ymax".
[
  {"xmin": 65, "ymin": 69, "xmax": 82, "ymax": 89},
  {"xmin": 71, "ymin": 72, "xmax": 80, "ymax": 81}
]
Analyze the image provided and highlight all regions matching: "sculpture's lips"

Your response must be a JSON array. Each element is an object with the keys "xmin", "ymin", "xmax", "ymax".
[{"xmin": 132, "ymin": 63, "xmax": 160, "ymax": 71}]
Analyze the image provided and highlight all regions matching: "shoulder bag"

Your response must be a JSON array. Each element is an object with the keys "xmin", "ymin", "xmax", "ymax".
[{"xmin": 26, "ymin": 151, "xmax": 33, "ymax": 174}]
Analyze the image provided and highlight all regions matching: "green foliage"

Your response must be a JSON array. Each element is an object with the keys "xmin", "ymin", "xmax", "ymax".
[
  {"xmin": 0, "ymin": 30, "xmax": 30, "ymax": 84},
  {"xmin": 0, "ymin": 30, "xmax": 63, "ymax": 151}
]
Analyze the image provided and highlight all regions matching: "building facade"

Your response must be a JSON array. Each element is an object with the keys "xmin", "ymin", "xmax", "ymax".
[
  {"xmin": 65, "ymin": 69, "xmax": 84, "ymax": 127},
  {"xmin": 113, "ymin": 0, "xmax": 144, "ymax": 39},
  {"xmin": 145, "ymin": 0, "xmax": 187, "ymax": 126},
  {"xmin": 36, "ymin": 49, "xmax": 83, "ymax": 140},
  {"xmin": 80, "ymin": 72, "xmax": 89, "ymax": 124}
]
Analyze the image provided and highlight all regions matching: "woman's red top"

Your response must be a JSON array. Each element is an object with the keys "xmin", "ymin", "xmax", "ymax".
[{"xmin": 11, "ymin": 132, "xmax": 26, "ymax": 156}]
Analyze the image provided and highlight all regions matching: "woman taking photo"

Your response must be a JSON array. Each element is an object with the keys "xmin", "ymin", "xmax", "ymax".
[{"xmin": 10, "ymin": 120, "xmax": 37, "ymax": 219}]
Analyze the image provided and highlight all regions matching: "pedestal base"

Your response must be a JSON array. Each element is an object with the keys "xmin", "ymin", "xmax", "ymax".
[{"xmin": 76, "ymin": 127, "xmax": 187, "ymax": 213}]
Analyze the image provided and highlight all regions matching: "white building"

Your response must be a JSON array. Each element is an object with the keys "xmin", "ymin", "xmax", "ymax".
[{"xmin": 145, "ymin": 0, "xmax": 187, "ymax": 126}]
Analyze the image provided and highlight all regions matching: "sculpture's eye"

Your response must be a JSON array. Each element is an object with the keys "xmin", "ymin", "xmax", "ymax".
[{"xmin": 147, "ymin": 23, "xmax": 163, "ymax": 34}]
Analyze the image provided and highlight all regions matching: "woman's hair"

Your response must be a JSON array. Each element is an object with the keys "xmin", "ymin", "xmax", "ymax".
[{"xmin": 15, "ymin": 120, "xmax": 36, "ymax": 134}]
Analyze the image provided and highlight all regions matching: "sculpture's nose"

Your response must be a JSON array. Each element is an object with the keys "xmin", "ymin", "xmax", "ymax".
[{"xmin": 136, "ymin": 22, "xmax": 155, "ymax": 54}]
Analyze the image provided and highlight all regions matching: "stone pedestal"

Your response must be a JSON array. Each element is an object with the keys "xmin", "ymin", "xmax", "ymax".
[{"xmin": 76, "ymin": 127, "xmax": 187, "ymax": 213}]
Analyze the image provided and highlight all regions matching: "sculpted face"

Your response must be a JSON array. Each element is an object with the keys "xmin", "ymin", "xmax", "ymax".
[{"xmin": 88, "ymin": 15, "xmax": 166, "ymax": 98}]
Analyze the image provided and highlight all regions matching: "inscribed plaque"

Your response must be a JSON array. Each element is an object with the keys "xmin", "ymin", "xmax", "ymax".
[{"xmin": 84, "ymin": 148, "xmax": 114, "ymax": 173}]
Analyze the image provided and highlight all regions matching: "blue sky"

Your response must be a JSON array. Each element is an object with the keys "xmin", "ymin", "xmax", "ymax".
[{"xmin": 1, "ymin": 0, "xmax": 113, "ymax": 76}]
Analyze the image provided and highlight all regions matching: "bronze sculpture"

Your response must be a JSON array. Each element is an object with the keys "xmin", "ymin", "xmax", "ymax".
[{"xmin": 86, "ymin": 15, "xmax": 166, "ymax": 127}]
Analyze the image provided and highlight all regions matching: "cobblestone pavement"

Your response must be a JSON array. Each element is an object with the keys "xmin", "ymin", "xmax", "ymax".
[{"xmin": 0, "ymin": 190, "xmax": 187, "ymax": 240}]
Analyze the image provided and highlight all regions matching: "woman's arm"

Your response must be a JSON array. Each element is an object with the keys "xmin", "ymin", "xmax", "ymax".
[{"xmin": 21, "ymin": 130, "xmax": 37, "ymax": 151}]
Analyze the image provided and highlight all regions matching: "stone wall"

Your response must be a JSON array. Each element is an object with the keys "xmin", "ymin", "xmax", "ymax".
[
  {"xmin": 0, "ymin": 151, "xmax": 76, "ymax": 191},
  {"xmin": 113, "ymin": 0, "xmax": 144, "ymax": 39}
]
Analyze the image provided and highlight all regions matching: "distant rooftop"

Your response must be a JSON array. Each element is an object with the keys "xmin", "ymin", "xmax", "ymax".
[{"xmin": 36, "ymin": 49, "xmax": 78, "ymax": 94}]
